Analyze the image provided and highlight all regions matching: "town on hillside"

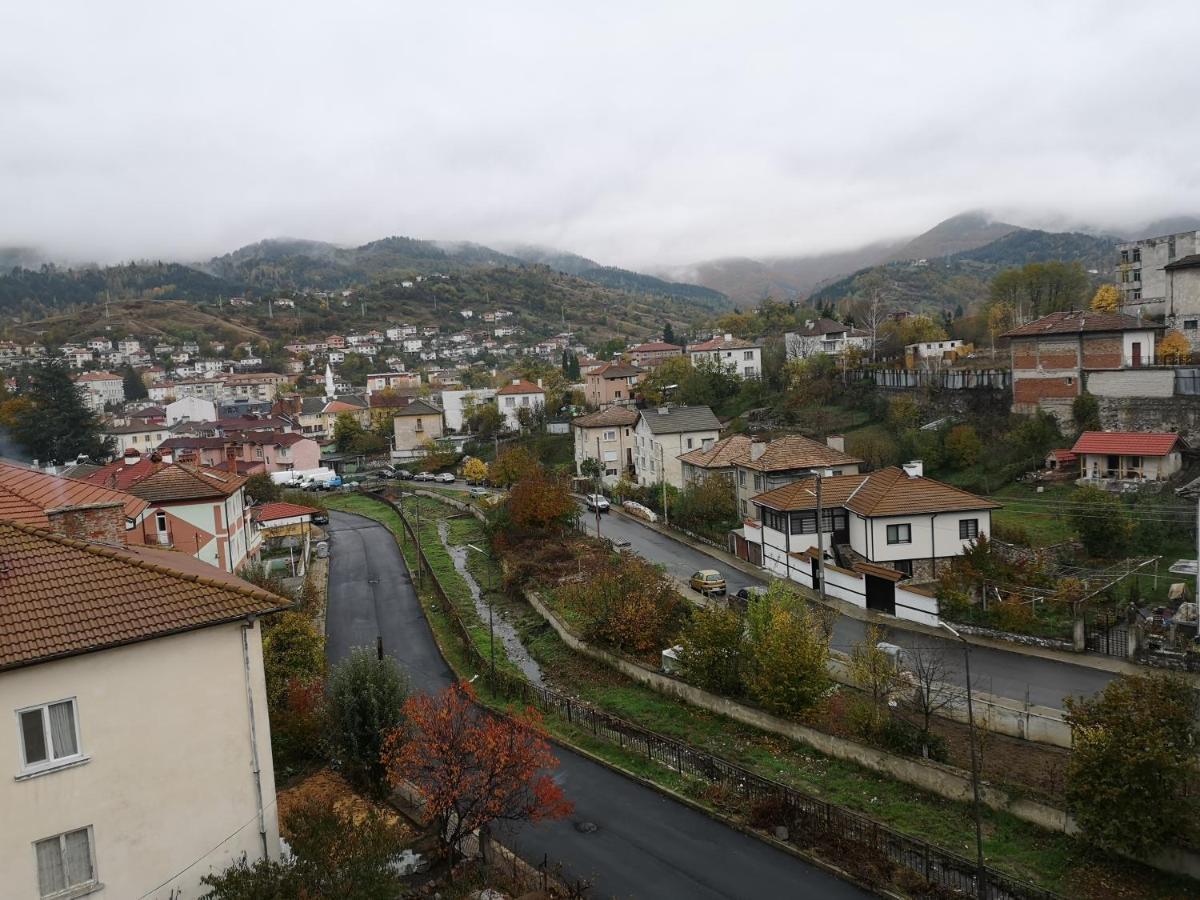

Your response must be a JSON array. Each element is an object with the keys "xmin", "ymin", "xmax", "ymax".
[{"xmin": 4, "ymin": 224, "xmax": 1200, "ymax": 898}]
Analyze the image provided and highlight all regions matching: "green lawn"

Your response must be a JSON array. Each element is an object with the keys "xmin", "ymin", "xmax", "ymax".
[{"xmin": 335, "ymin": 491, "xmax": 1194, "ymax": 899}]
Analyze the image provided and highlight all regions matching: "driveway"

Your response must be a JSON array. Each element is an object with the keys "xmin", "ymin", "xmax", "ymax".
[
  {"xmin": 584, "ymin": 506, "xmax": 1117, "ymax": 709},
  {"xmin": 325, "ymin": 509, "xmax": 871, "ymax": 899}
]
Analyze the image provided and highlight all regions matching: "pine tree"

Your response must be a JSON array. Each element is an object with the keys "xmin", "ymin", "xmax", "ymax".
[
  {"xmin": 12, "ymin": 361, "xmax": 113, "ymax": 463},
  {"xmin": 663, "ymin": 321, "xmax": 676, "ymax": 345},
  {"xmin": 121, "ymin": 363, "xmax": 148, "ymax": 401}
]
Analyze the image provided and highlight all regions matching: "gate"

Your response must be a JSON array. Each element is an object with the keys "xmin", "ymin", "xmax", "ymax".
[
  {"xmin": 1085, "ymin": 611, "xmax": 1130, "ymax": 657},
  {"xmin": 865, "ymin": 573, "xmax": 896, "ymax": 615}
]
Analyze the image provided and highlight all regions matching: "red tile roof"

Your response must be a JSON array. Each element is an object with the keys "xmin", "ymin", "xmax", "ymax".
[
  {"xmin": 688, "ymin": 336, "xmax": 757, "ymax": 352},
  {"xmin": 630, "ymin": 342, "xmax": 682, "ymax": 353},
  {"xmin": 0, "ymin": 461, "xmax": 149, "ymax": 526},
  {"xmin": 78, "ymin": 460, "xmax": 248, "ymax": 501},
  {"xmin": 1070, "ymin": 431, "xmax": 1185, "ymax": 457},
  {"xmin": 754, "ymin": 467, "xmax": 999, "ymax": 517},
  {"xmin": 74, "ymin": 371, "xmax": 120, "ymax": 382},
  {"xmin": 678, "ymin": 434, "xmax": 753, "ymax": 469},
  {"xmin": 497, "ymin": 379, "xmax": 544, "ymax": 395},
  {"xmin": 571, "ymin": 407, "xmax": 640, "ymax": 428},
  {"xmin": 0, "ymin": 520, "xmax": 289, "ymax": 671},
  {"xmin": 732, "ymin": 435, "xmax": 863, "ymax": 472},
  {"xmin": 1001, "ymin": 310, "xmax": 1162, "ymax": 339},
  {"xmin": 253, "ymin": 501, "xmax": 318, "ymax": 523}
]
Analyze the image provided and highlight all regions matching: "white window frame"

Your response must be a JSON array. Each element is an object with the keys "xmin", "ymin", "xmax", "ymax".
[
  {"xmin": 34, "ymin": 825, "xmax": 99, "ymax": 898},
  {"xmin": 886, "ymin": 523, "xmax": 912, "ymax": 545},
  {"xmin": 602, "ymin": 430, "xmax": 617, "ymax": 442},
  {"xmin": 16, "ymin": 698, "xmax": 85, "ymax": 777}
]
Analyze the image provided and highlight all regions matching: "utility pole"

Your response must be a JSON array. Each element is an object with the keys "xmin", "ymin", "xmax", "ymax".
[
  {"xmin": 940, "ymin": 622, "xmax": 986, "ymax": 900},
  {"xmin": 659, "ymin": 444, "xmax": 668, "ymax": 527},
  {"xmin": 815, "ymin": 472, "xmax": 826, "ymax": 600},
  {"xmin": 595, "ymin": 436, "xmax": 603, "ymax": 537}
]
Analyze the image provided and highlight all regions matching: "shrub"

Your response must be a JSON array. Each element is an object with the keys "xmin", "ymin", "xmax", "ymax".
[
  {"xmin": 676, "ymin": 605, "xmax": 747, "ymax": 696},
  {"xmin": 986, "ymin": 597, "xmax": 1035, "ymax": 633},
  {"xmin": 743, "ymin": 583, "xmax": 831, "ymax": 716},
  {"xmin": 263, "ymin": 612, "xmax": 326, "ymax": 706},
  {"xmin": 877, "ymin": 717, "xmax": 948, "ymax": 762},
  {"xmin": 558, "ymin": 555, "xmax": 686, "ymax": 654},
  {"xmin": 326, "ymin": 649, "xmax": 409, "ymax": 795},
  {"xmin": 989, "ymin": 520, "xmax": 1031, "ymax": 546},
  {"xmin": 271, "ymin": 677, "xmax": 327, "ymax": 776}
]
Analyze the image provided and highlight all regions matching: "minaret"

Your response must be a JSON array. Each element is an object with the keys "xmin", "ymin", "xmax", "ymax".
[{"xmin": 325, "ymin": 363, "xmax": 335, "ymax": 400}]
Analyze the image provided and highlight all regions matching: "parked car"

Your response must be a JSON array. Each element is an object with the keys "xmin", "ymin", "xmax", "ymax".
[
  {"xmin": 396, "ymin": 469, "xmax": 414, "ymax": 480},
  {"xmin": 413, "ymin": 472, "xmax": 435, "ymax": 482},
  {"xmin": 732, "ymin": 585, "xmax": 767, "ymax": 610},
  {"xmin": 689, "ymin": 569, "xmax": 727, "ymax": 596},
  {"xmin": 468, "ymin": 486, "xmax": 490, "ymax": 498},
  {"xmin": 435, "ymin": 472, "xmax": 455, "ymax": 484},
  {"xmin": 311, "ymin": 512, "xmax": 329, "ymax": 526},
  {"xmin": 378, "ymin": 465, "xmax": 397, "ymax": 479},
  {"xmin": 584, "ymin": 493, "xmax": 610, "ymax": 513}
]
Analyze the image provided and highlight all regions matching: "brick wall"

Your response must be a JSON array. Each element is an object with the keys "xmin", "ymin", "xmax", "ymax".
[
  {"xmin": 1082, "ymin": 336, "xmax": 1122, "ymax": 369},
  {"xmin": 46, "ymin": 502, "xmax": 127, "ymax": 546},
  {"xmin": 1013, "ymin": 376, "xmax": 1078, "ymax": 405}
]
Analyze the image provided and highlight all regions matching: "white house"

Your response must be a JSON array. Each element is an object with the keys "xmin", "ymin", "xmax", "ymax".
[
  {"xmin": 634, "ymin": 406, "xmax": 722, "ymax": 489},
  {"xmin": 785, "ymin": 319, "xmax": 873, "ymax": 361},
  {"xmin": 687, "ymin": 334, "xmax": 762, "ymax": 378},
  {"xmin": 102, "ymin": 423, "xmax": 175, "ymax": 456},
  {"xmin": 740, "ymin": 462, "xmax": 999, "ymax": 583},
  {"xmin": 440, "ymin": 388, "xmax": 497, "ymax": 432},
  {"xmin": 165, "ymin": 396, "xmax": 218, "ymax": 426},
  {"xmin": 572, "ymin": 407, "xmax": 639, "ymax": 485},
  {"xmin": 0, "ymin": 516, "xmax": 286, "ymax": 900},
  {"xmin": 403, "ymin": 338, "xmax": 423, "ymax": 353},
  {"xmin": 495, "ymin": 379, "xmax": 545, "ymax": 430},
  {"xmin": 905, "ymin": 339, "xmax": 968, "ymax": 368}
]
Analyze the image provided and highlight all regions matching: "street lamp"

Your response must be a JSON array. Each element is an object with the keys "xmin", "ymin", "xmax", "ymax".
[
  {"xmin": 940, "ymin": 621, "xmax": 986, "ymax": 900},
  {"xmin": 467, "ymin": 543, "xmax": 495, "ymax": 681}
]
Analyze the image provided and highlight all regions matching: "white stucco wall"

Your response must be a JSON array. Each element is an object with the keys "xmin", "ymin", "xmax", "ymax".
[
  {"xmin": 0, "ymin": 622, "xmax": 279, "ymax": 900},
  {"xmin": 165, "ymin": 397, "xmax": 218, "ymax": 426},
  {"xmin": 1085, "ymin": 369, "xmax": 1175, "ymax": 399},
  {"xmin": 863, "ymin": 511, "xmax": 991, "ymax": 564}
]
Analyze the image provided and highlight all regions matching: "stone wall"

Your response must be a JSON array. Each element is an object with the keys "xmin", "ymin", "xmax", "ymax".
[{"xmin": 1096, "ymin": 393, "xmax": 1200, "ymax": 442}]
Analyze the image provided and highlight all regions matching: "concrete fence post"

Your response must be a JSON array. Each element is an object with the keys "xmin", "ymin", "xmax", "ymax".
[{"xmin": 1073, "ymin": 616, "xmax": 1086, "ymax": 653}]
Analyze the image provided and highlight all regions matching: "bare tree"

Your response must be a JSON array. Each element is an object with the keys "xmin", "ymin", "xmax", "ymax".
[
  {"xmin": 904, "ymin": 647, "xmax": 962, "ymax": 758},
  {"xmin": 852, "ymin": 272, "xmax": 891, "ymax": 363}
]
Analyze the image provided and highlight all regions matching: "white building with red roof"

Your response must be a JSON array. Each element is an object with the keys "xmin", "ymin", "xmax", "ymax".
[
  {"xmin": 496, "ymin": 378, "xmax": 545, "ymax": 430},
  {"xmin": 73, "ymin": 371, "xmax": 124, "ymax": 411},
  {"xmin": 687, "ymin": 333, "xmax": 762, "ymax": 378},
  {"xmin": 1070, "ymin": 431, "xmax": 1186, "ymax": 485}
]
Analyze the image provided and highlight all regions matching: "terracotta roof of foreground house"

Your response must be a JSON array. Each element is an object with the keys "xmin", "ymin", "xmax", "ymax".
[
  {"xmin": 252, "ymin": 501, "xmax": 318, "ymax": 523},
  {"xmin": 0, "ymin": 520, "xmax": 289, "ymax": 671},
  {"xmin": 572, "ymin": 407, "xmax": 640, "ymax": 428},
  {"xmin": 1000, "ymin": 310, "xmax": 1162, "ymax": 339},
  {"xmin": 496, "ymin": 379, "xmax": 544, "ymax": 395},
  {"xmin": 753, "ymin": 467, "xmax": 999, "ymax": 517},
  {"xmin": 678, "ymin": 434, "xmax": 753, "ymax": 469},
  {"xmin": 1071, "ymin": 431, "xmax": 1185, "ymax": 457},
  {"xmin": 733, "ymin": 435, "xmax": 863, "ymax": 472},
  {"xmin": 78, "ymin": 459, "xmax": 248, "ymax": 501},
  {"xmin": 0, "ymin": 461, "xmax": 149, "ymax": 526}
]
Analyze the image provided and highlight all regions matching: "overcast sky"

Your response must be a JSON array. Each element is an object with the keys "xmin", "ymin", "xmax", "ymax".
[{"xmin": 3, "ymin": 2, "xmax": 1199, "ymax": 269}]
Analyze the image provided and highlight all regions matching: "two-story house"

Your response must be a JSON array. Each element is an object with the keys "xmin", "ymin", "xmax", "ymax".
[
  {"xmin": 0, "ymin": 515, "xmax": 286, "ymax": 899},
  {"xmin": 496, "ymin": 379, "xmax": 545, "ymax": 430},
  {"xmin": 784, "ymin": 319, "xmax": 872, "ymax": 361},
  {"xmin": 678, "ymin": 434, "xmax": 753, "ymax": 487},
  {"xmin": 634, "ymin": 406, "xmax": 722, "ymax": 489},
  {"xmin": 584, "ymin": 362, "xmax": 644, "ymax": 409},
  {"xmin": 74, "ymin": 372, "xmax": 124, "ymax": 412},
  {"xmin": 686, "ymin": 334, "xmax": 762, "ymax": 379},
  {"xmin": 1002, "ymin": 310, "xmax": 1164, "ymax": 420},
  {"xmin": 392, "ymin": 399, "xmax": 446, "ymax": 457},
  {"xmin": 75, "ymin": 457, "xmax": 257, "ymax": 571},
  {"xmin": 732, "ymin": 434, "xmax": 863, "ymax": 519},
  {"xmin": 741, "ymin": 462, "xmax": 998, "ymax": 581},
  {"xmin": 572, "ymin": 407, "xmax": 639, "ymax": 485}
]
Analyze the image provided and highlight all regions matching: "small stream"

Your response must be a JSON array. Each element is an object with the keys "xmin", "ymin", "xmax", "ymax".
[{"xmin": 438, "ymin": 520, "xmax": 545, "ymax": 686}]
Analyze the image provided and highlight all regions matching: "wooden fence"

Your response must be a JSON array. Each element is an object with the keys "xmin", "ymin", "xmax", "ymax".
[{"xmin": 364, "ymin": 490, "xmax": 1060, "ymax": 900}]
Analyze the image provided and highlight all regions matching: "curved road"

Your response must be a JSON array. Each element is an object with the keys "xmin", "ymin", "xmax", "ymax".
[
  {"xmin": 582, "ymin": 506, "xmax": 1118, "ymax": 709},
  {"xmin": 325, "ymin": 510, "xmax": 871, "ymax": 899}
]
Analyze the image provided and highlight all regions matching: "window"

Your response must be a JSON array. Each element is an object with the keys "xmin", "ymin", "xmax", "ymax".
[
  {"xmin": 1186, "ymin": 320, "xmax": 1198, "ymax": 331},
  {"xmin": 753, "ymin": 474, "xmax": 763, "ymax": 490},
  {"xmin": 1121, "ymin": 249, "xmax": 1129, "ymax": 263},
  {"xmin": 155, "ymin": 511, "xmax": 167, "ymax": 533},
  {"xmin": 1133, "ymin": 268, "xmax": 1142, "ymax": 282},
  {"xmin": 686, "ymin": 438, "xmax": 694, "ymax": 449},
  {"xmin": 743, "ymin": 350, "xmax": 754, "ymax": 360},
  {"xmin": 1133, "ymin": 248, "xmax": 1142, "ymax": 263},
  {"xmin": 764, "ymin": 509, "xmax": 788, "ymax": 532},
  {"xmin": 19, "ymin": 699, "xmax": 81, "ymax": 773},
  {"xmin": 1168, "ymin": 238, "xmax": 1176, "ymax": 261},
  {"xmin": 415, "ymin": 418, "xmax": 423, "ymax": 432},
  {"xmin": 602, "ymin": 429, "xmax": 616, "ymax": 441},
  {"xmin": 1133, "ymin": 290, "xmax": 1142, "ymax": 301},
  {"xmin": 886, "ymin": 523, "xmax": 912, "ymax": 544},
  {"xmin": 35, "ymin": 827, "xmax": 96, "ymax": 898},
  {"xmin": 255, "ymin": 447, "xmax": 264, "ymax": 459},
  {"xmin": 738, "ymin": 470, "xmax": 746, "ymax": 487},
  {"xmin": 894, "ymin": 559, "xmax": 913, "ymax": 577},
  {"xmin": 614, "ymin": 390, "xmax": 622, "ymax": 400},
  {"xmin": 504, "ymin": 397, "xmax": 515, "ymax": 408},
  {"xmin": 959, "ymin": 519, "xmax": 979, "ymax": 539},
  {"xmin": 790, "ymin": 511, "xmax": 817, "ymax": 534}
]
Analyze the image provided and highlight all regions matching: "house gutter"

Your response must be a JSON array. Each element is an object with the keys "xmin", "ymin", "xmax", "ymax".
[{"xmin": 241, "ymin": 617, "xmax": 269, "ymax": 860}]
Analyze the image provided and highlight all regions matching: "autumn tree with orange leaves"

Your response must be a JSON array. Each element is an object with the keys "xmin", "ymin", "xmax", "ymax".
[
  {"xmin": 508, "ymin": 471, "xmax": 578, "ymax": 533},
  {"xmin": 382, "ymin": 683, "xmax": 572, "ymax": 869}
]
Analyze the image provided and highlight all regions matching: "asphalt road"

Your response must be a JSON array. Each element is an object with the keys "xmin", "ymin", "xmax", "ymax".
[
  {"xmin": 325, "ymin": 509, "xmax": 871, "ymax": 899},
  {"xmin": 583, "ymin": 506, "xmax": 1119, "ymax": 709}
]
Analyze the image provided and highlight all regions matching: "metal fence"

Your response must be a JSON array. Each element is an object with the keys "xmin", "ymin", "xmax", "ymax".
[
  {"xmin": 866, "ymin": 367, "xmax": 1012, "ymax": 391},
  {"xmin": 1084, "ymin": 610, "xmax": 1132, "ymax": 658},
  {"xmin": 365, "ymin": 490, "xmax": 1060, "ymax": 900}
]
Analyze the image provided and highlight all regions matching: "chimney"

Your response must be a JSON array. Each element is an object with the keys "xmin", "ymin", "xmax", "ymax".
[
  {"xmin": 750, "ymin": 439, "xmax": 767, "ymax": 461},
  {"xmin": 658, "ymin": 406, "xmax": 670, "ymax": 415},
  {"xmin": 512, "ymin": 378, "xmax": 521, "ymax": 385},
  {"xmin": 537, "ymin": 378, "xmax": 543, "ymax": 388},
  {"xmin": 724, "ymin": 333, "xmax": 733, "ymax": 341},
  {"xmin": 826, "ymin": 434, "xmax": 845, "ymax": 453},
  {"xmin": 902, "ymin": 460, "xmax": 924, "ymax": 478},
  {"xmin": 805, "ymin": 319, "xmax": 814, "ymax": 329},
  {"xmin": 46, "ymin": 502, "xmax": 127, "ymax": 546},
  {"xmin": 124, "ymin": 448, "xmax": 141, "ymax": 466}
]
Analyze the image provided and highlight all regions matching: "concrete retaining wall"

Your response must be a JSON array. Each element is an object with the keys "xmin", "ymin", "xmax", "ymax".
[{"xmin": 523, "ymin": 589, "xmax": 1072, "ymax": 835}]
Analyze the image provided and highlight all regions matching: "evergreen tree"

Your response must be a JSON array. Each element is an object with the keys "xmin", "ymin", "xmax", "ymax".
[
  {"xmin": 121, "ymin": 363, "xmax": 148, "ymax": 401},
  {"xmin": 11, "ymin": 361, "xmax": 112, "ymax": 463},
  {"xmin": 565, "ymin": 351, "xmax": 581, "ymax": 381},
  {"xmin": 663, "ymin": 321, "xmax": 676, "ymax": 345}
]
